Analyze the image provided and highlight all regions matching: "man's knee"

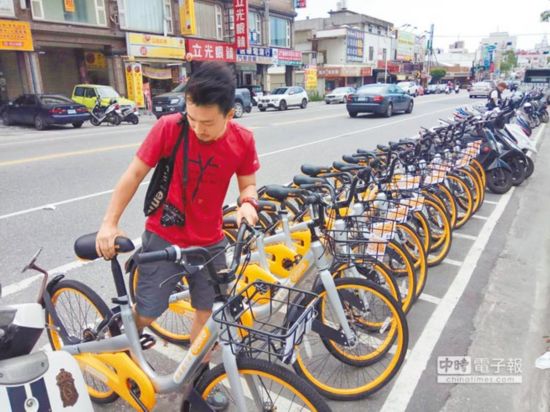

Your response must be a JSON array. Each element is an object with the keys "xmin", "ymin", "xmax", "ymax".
[{"xmin": 194, "ymin": 309, "xmax": 212, "ymax": 324}]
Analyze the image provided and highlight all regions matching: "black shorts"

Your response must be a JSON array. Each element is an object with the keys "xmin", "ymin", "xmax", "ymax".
[{"xmin": 135, "ymin": 230, "xmax": 228, "ymax": 318}]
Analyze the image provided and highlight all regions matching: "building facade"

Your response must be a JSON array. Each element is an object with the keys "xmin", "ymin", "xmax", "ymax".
[{"xmin": 0, "ymin": 0, "xmax": 301, "ymax": 107}]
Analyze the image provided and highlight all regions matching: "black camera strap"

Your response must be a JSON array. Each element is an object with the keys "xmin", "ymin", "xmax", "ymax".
[{"xmin": 181, "ymin": 114, "xmax": 190, "ymax": 212}]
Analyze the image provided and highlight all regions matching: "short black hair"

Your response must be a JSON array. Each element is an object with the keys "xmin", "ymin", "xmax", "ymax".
[{"xmin": 185, "ymin": 62, "xmax": 235, "ymax": 115}]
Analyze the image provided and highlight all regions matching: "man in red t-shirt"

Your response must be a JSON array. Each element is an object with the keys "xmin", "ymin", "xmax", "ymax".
[{"xmin": 95, "ymin": 62, "xmax": 260, "ymax": 350}]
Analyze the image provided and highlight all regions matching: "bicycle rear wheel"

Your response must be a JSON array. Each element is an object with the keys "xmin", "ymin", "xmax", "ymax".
[
  {"xmin": 293, "ymin": 278, "xmax": 408, "ymax": 400},
  {"xmin": 46, "ymin": 279, "xmax": 120, "ymax": 404},
  {"xmin": 188, "ymin": 357, "xmax": 331, "ymax": 412}
]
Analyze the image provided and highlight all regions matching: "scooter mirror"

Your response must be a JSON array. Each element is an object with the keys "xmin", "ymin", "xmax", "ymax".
[{"xmin": 22, "ymin": 248, "xmax": 43, "ymax": 274}]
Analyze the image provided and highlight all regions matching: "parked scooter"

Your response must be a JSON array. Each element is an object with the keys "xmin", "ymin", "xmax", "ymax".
[
  {"xmin": 454, "ymin": 84, "xmax": 460, "ymax": 94},
  {"xmin": 90, "ymin": 97, "xmax": 122, "ymax": 126},
  {"xmin": 0, "ymin": 250, "xmax": 93, "ymax": 411},
  {"xmin": 117, "ymin": 104, "xmax": 140, "ymax": 125}
]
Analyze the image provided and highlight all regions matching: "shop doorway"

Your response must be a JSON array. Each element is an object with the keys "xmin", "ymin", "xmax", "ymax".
[{"xmin": 0, "ymin": 52, "xmax": 25, "ymax": 104}]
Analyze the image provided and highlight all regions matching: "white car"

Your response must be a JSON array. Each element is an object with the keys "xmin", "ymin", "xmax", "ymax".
[
  {"xmin": 258, "ymin": 86, "xmax": 308, "ymax": 111},
  {"xmin": 397, "ymin": 81, "xmax": 420, "ymax": 97},
  {"xmin": 325, "ymin": 87, "xmax": 356, "ymax": 104}
]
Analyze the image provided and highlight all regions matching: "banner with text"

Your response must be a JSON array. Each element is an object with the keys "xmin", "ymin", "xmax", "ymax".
[
  {"xmin": 125, "ymin": 63, "xmax": 145, "ymax": 108},
  {"xmin": 186, "ymin": 39, "xmax": 236, "ymax": 62},
  {"xmin": 179, "ymin": 0, "xmax": 196, "ymax": 36},
  {"xmin": 233, "ymin": 0, "xmax": 249, "ymax": 50}
]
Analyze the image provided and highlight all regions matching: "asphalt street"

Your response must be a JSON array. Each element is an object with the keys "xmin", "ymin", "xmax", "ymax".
[{"xmin": 1, "ymin": 93, "xmax": 548, "ymax": 412}]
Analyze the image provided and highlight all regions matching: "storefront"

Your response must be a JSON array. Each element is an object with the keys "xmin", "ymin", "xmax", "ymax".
[
  {"xmin": 236, "ymin": 46, "xmax": 273, "ymax": 91},
  {"xmin": 0, "ymin": 19, "xmax": 34, "ymax": 103},
  {"xmin": 317, "ymin": 65, "xmax": 374, "ymax": 93},
  {"xmin": 125, "ymin": 33, "xmax": 187, "ymax": 106}
]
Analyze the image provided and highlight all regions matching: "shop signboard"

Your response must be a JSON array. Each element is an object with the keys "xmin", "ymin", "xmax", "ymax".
[
  {"xmin": 396, "ymin": 30, "xmax": 415, "ymax": 61},
  {"xmin": 360, "ymin": 67, "xmax": 372, "ymax": 77},
  {"xmin": 377, "ymin": 60, "xmax": 400, "ymax": 74},
  {"xmin": 236, "ymin": 47, "xmax": 273, "ymax": 64},
  {"xmin": 294, "ymin": 0, "xmax": 306, "ymax": 8},
  {"xmin": 317, "ymin": 67, "xmax": 342, "ymax": 78},
  {"xmin": 64, "ymin": 0, "xmax": 75, "ymax": 13},
  {"xmin": 125, "ymin": 63, "xmax": 145, "ymax": 108},
  {"xmin": 126, "ymin": 33, "xmax": 186, "ymax": 60},
  {"xmin": 346, "ymin": 29, "xmax": 364, "ymax": 63},
  {"xmin": 0, "ymin": 20, "xmax": 33, "ymax": 52},
  {"xmin": 142, "ymin": 66, "xmax": 173, "ymax": 80},
  {"xmin": 233, "ymin": 0, "xmax": 249, "ymax": 50},
  {"xmin": 304, "ymin": 67, "xmax": 317, "ymax": 91},
  {"xmin": 273, "ymin": 48, "xmax": 302, "ymax": 66},
  {"xmin": 186, "ymin": 39, "xmax": 236, "ymax": 62},
  {"xmin": 84, "ymin": 51, "xmax": 107, "ymax": 70},
  {"xmin": 341, "ymin": 66, "xmax": 361, "ymax": 77},
  {"xmin": 179, "ymin": 0, "xmax": 196, "ymax": 36}
]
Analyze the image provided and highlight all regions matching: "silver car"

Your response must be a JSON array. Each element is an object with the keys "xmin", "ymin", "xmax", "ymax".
[
  {"xmin": 469, "ymin": 81, "xmax": 494, "ymax": 98},
  {"xmin": 325, "ymin": 87, "xmax": 356, "ymax": 104}
]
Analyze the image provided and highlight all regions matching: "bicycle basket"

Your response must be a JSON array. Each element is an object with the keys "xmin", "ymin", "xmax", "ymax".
[
  {"xmin": 423, "ymin": 160, "xmax": 450, "ymax": 186},
  {"xmin": 400, "ymin": 193, "xmax": 425, "ymax": 212},
  {"xmin": 325, "ymin": 216, "xmax": 390, "ymax": 262},
  {"xmin": 388, "ymin": 173, "xmax": 421, "ymax": 191},
  {"xmin": 361, "ymin": 199, "xmax": 411, "ymax": 224},
  {"xmin": 213, "ymin": 281, "xmax": 319, "ymax": 364}
]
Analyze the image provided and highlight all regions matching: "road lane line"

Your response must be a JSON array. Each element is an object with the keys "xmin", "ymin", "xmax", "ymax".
[
  {"xmin": 0, "ymin": 143, "xmax": 140, "ymax": 167},
  {"xmin": 483, "ymin": 200, "xmax": 499, "ymax": 205},
  {"xmin": 442, "ymin": 258, "xmax": 463, "ymax": 267},
  {"xmin": 0, "ymin": 181, "xmax": 149, "ymax": 221},
  {"xmin": 453, "ymin": 232, "xmax": 477, "ymax": 240},
  {"xmin": 380, "ymin": 186, "xmax": 515, "ymax": 412},
  {"xmin": 471, "ymin": 215, "xmax": 489, "ymax": 220},
  {"xmin": 418, "ymin": 293, "xmax": 442, "ymax": 305}
]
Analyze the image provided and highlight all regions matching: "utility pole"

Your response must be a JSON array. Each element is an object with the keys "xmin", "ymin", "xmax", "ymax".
[{"xmin": 425, "ymin": 24, "xmax": 434, "ymax": 84}]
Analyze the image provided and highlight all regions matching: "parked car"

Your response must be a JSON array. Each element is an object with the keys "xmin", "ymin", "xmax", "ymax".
[
  {"xmin": 151, "ymin": 84, "xmax": 252, "ymax": 119},
  {"xmin": 325, "ymin": 87, "xmax": 355, "ymax": 104},
  {"xmin": 242, "ymin": 84, "xmax": 264, "ymax": 105},
  {"xmin": 2, "ymin": 94, "xmax": 90, "ymax": 130},
  {"xmin": 346, "ymin": 83, "xmax": 414, "ymax": 118},
  {"xmin": 72, "ymin": 84, "xmax": 136, "ymax": 113},
  {"xmin": 258, "ymin": 86, "xmax": 308, "ymax": 111},
  {"xmin": 425, "ymin": 84, "xmax": 439, "ymax": 94},
  {"xmin": 435, "ymin": 84, "xmax": 447, "ymax": 94},
  {"xmin": 397, "ymin": 81, "xmax": 420, "ymax": 97},
  {"xmin": 469, "ymin": 81, "xmax": 494, "ymax": 98}
]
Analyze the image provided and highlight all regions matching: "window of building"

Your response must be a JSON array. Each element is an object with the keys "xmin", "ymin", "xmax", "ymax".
[
  {"xmin": 116, "ymin": 0, "xmax": 169, "ymax": 33},
  {"xmin": 382, "ymin": 48, "xmax": 387, "ymax": 61},
  {"xmin": 31, "ymin": 0, "xmax": 107, "ymax": 26},
  {"xmin": 369, "ymin": 46, "xmax": 374, "ymax": 61},
  {"xmin": 226, "ymin": 8, "xmax": 235, "ymax": 43},
  {"xmin": 195, "ymin": 1, "xmax": 223, "ymax": 40},
  {"xmin": 249, "ymin": 11, "xmax": 262, "ymax": 45},
  {"xmin": 270, "ymin": 16, "xmax": 290, "ymax": 48}
]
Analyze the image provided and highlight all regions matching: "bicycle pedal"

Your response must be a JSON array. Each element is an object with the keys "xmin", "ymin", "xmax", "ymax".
[{"xmin": 139, "ymin": 333, "xmax": 156, "ymax": 350}]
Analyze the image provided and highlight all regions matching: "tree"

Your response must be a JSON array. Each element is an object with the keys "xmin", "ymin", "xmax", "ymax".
[
  {"xmin": 500, "ymin": 50, "xmax": 518, "ymax": 74},
  {"xmin": 541, "ymin": 10, "xmax": 550, "ymax": 21},
  {"xmin": 430, "ymin": 68, "xmax": 447, "ymax": 83}
]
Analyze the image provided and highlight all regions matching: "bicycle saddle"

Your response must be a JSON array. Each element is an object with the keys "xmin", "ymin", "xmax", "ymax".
[
  {"xmin": 74, "ymin": 232, "xmax": 135, "ymax": 260},
  {"xmin": 293, "ymin": 175, "xmax": 325, "ymax": 187},
  {"xmin": 263, "ymin": 185, "xmax": 304, "ymax": 201},
  {"xmin": 332, "ymin": 161, "xmax": 364, "ymax": 172},
  {"xmin": 356, "ymin": 149, "xmax": 378, "ymax": 156},
  {"xmin": 342, "ymin": 155, "xmax": 359, "ymax": 164},
  {"xmin": 300, "ymin": 164, "xmax": 331, "ymax": 177},
  {"xmin": 376, "ymin": 144, "xmax": 389, "ymax": 151}
]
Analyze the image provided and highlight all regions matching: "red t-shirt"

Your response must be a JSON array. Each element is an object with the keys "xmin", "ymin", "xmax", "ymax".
[{"xmin": 137, "ymin": 113, "xmax": 260, "ymax": 247}]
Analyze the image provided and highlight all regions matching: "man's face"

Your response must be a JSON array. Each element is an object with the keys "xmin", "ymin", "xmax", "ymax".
[{"xmin": 186, "ymin": 98, "xmax": 234, "ymax": 143}]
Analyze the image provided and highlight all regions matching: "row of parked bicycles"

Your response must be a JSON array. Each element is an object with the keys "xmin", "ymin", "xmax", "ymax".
[{"xmin": 1, "ymin": 88, "xmax": 546, "ymax": 411}]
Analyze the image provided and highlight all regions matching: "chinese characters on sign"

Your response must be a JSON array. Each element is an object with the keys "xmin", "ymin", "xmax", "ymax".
[
  {"xmin": 437, "ymin": 356, "xmax": 522, "ymax": 384},
  {"xmin": 179, "ymin": 0, "xmax": 196, "ymax": 36},
  {"xmin": 125, "ymin": 63, "xmax": 145, "ymax": 108},
  {"xmin": 233, "ymin": 0, "xmax": 249, "ymax": 50},
  {"xmin": 304, "ymin": 67, "xmax": 317, "ymax": 91},
  {"xmin": 186, "ymin": 39, "xmax": 236, "ymax": 62},
  {"xmin": 294, "ymin": 0, "xmax": 306, "ymax": 8},
  {"xmin": 273, "ymin": 48, "xmax": 303, "ymax": 66},
  {"xmin": 236, "ymin": 47, "xmax": 273, "ymax": 64},
  {"xmin": 126, "ymin": 33, "xmax": 186, "ymax": 59},
  {"xmin": 64, "ymin": 0, "xmax": 75, "ymax": 13},
  {"xmin": 317, "ymin": 67, "xmax": 342, "ymax": 78},
  {"xmin": 0, "ymin": 20, "xmax": 33, "ymax": 52},
  {"xmin": 346, "ymin": 29, "xmax": 364, "ymax": 63}
]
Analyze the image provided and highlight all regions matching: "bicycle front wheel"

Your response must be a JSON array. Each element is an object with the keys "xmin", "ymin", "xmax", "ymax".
[
  {"xmin": 293, "ymin": 278, "xmax": 409, "ymax": 400},
  {"xmin": 187, "ymin": 357, "xmax": 331, "ymax": 412}
]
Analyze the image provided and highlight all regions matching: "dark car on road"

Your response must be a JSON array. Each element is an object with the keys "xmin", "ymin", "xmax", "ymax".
[
  {"xmin": 152, "ymin": 84, "xmax": 253, "ymax": 119},
  {"xmin": 346, "ymin": 84, "xmax": 414, "ymax": 118},
  {"xmin": 2, "ymin": 94, "xmax": 90, "ymax": 130}
]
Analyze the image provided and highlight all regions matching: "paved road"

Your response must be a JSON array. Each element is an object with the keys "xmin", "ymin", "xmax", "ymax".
[{"xmin": 1, "ymin": 93, "xmax": 548, "ymax": 411}]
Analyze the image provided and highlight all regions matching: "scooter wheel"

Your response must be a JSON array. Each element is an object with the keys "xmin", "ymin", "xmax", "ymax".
[
  {"xmin": 110, "ymin": 115, "xmax": 122, "ymax": 126},
  {"xmin": 524, "ymin": 156, "xmax": 535, "ymax": 179},
  {"xmin": 90, "ymin": 117, "xmax": 100, "ymax": 126},
  {"xmin": 130, "ymin": 115, "xmax": 139, "ymax": 125},
  {"xmin": 486, "ymin": 167, "xmax": 513, "ymax": 194}
]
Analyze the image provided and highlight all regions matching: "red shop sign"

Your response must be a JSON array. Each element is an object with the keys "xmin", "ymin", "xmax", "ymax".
[
  {"xmin": 233, "ymin": 0, "xmax": 249, "ymax": 50},
  {"xmin": 277, "ymin": 48, "xmax": 302, "ymax": 61},
  {"xmin": 185, "ymin": 39, "xmax": 236, "ymax": 62}
]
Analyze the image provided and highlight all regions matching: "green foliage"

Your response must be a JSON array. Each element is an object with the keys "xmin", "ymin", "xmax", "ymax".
[
  {"xmin": 430, "ymin": 68, "xmax": 447, "ymax": 82},
  {"xmin": 541, "ymin": 10, "xmax": 550, "ymax": 22},
  {"xmin": 307, "ymin": 90, "xmax": 323, "ymax": 101},
  {"xmin": 500, "ymin": 50, "xmax": 518, "ymax": 74}
]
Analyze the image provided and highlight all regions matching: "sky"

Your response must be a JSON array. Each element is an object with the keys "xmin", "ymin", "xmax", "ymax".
[{"xmin": 296, "ymin": 0, "xmax": 550, "ymax": 52}]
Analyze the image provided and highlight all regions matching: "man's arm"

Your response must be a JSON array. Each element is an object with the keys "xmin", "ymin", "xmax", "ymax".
[
  {"xmin": 96, "ymin": 156, "xmax": 152, "ymax": 258},
  {"xmin": 236, "ymin": 173, "xmax": 258, "ymax": 226}
]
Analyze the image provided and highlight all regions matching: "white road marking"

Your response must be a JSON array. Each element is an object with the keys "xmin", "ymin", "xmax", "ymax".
[
  {"xmin": 452, "ymin": 232, "xmax": 477, "ymax": 241},
  {"xmin": 483, "ymin": 200, "xmax": 499, "ymax": 205},
  {"xmin": 418, "ymin": 293, "xmax": 442, "ymax": 305},
  {"xmin": 379, "ymin": 123, "xmax": 546, "ymax": 412},
  {"xmin": 442, "ymin": 258, "xmax": 463, "ymax": 267},
  {"xmin": 471, "ymin": 215, "xmax": 489, "ymax": 220}
]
